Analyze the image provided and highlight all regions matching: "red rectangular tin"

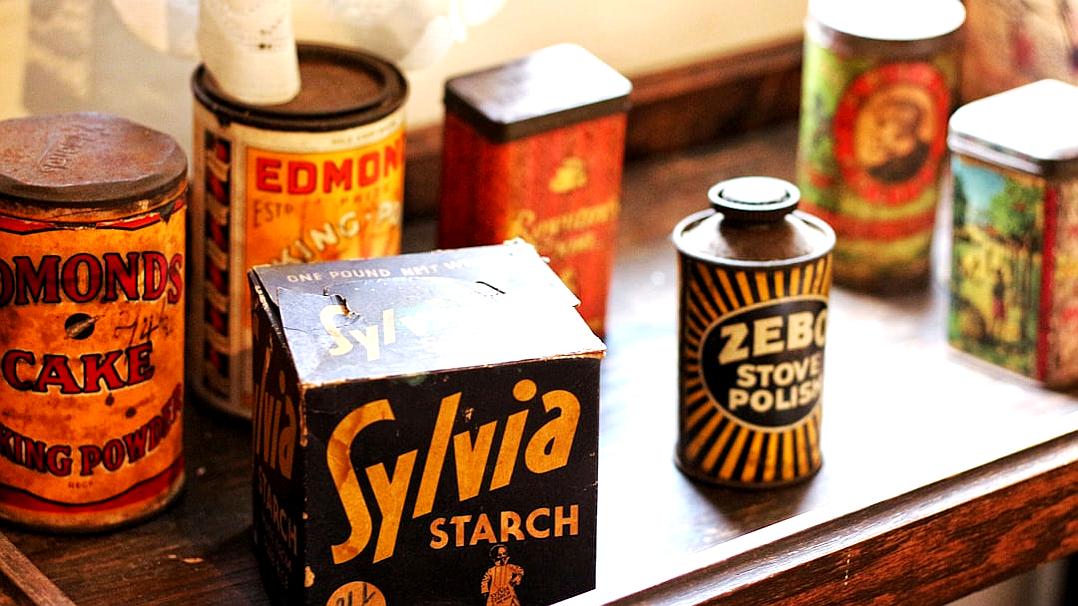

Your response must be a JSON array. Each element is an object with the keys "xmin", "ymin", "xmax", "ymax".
[{"xmin": 438, "ymin": 44, "xmax": 631, "ymax": 334}]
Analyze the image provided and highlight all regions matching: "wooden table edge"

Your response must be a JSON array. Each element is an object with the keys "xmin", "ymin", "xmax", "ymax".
[{"xmin": 569, "ymin": 416, "xmax": 1078, "ymax": 605}]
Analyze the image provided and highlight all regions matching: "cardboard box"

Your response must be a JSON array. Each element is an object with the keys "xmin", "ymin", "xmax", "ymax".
[{"xmin": 248, "ymin": 242, "xmax": 604, "ymax": 605}]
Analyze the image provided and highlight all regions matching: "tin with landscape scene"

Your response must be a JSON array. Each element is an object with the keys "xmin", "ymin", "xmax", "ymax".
[{"xmin": 948, "ymin": 80, "xmax": 1078, "ymax": 387}]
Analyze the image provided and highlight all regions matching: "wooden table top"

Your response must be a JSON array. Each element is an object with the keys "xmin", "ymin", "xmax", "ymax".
[{"xmin": 5, "ymin": 124, "xmax": 1077, "ymax": 605}]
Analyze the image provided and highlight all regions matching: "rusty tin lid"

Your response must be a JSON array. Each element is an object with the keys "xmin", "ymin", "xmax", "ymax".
[
  {"xmin": 674, "ymin": 177, "xmax": 835, "ymax": 267},
  {"xmin": 444, "ymin": 43, "xmax": 632, "ymax": 142},
  {"xmin": 192, "ymin": 44, "xmax": 408, "ymax": 132},
  {"xmin": 0, "ymin": 112, "xmax": 187, "ymax": 219},
  {"xmin": 948, "ymin": 79, "xmax": 1078, "ymax": 179},
  {"xmin": 807, "ymin": 0, "xmax": 965, "ymax": 57}
]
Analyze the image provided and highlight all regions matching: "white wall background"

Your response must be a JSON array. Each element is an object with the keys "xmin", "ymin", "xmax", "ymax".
[{"xmin": 0, "ymin": 0, "xmax": 807, "ymax": 155}]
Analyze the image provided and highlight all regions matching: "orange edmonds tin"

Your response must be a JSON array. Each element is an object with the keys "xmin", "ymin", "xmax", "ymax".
[
  {"xmin": 190, "ymin": 44, "xmax": 407, "ymax": 417},
  {"xmin": 0, "ymin": 113, "xmax": 187, "ymax": 530}
]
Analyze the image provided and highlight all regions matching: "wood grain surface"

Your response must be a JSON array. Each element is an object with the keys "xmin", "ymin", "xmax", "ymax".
[{"xmin": 3, "ymin": 124, "xmax": 1076, "ymax": 606}]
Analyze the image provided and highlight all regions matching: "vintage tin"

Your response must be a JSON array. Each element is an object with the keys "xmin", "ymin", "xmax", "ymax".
[
  {"xmin": 438, "ymin": 44, "xmax": 631, "ymax": 335},
  {"xmin": 190, "ymin": 44, "xmax": 407, "ymax": 418},
  {"xmin": 673, "ymin": 177, "xmax": 835, "ymax": 487},
  {"xmin": 0, "ymin": 113, "xmax": 187, "ymax": 530},
  {"xmin": 948, "ymin": 79, "xmax": 1078, "ymax": 387},
  {"xmin": 248, "ymin": 242, "xmax": 603, "ymax": 605},
  {"xmin": 797, "ymin": 0, "xmax": 965, "ymax": 291}
]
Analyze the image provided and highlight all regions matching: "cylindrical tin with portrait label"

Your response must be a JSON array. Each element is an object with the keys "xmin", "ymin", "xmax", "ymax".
[
  {"xmin": 797, "ymin": 0, "xmax": 965, "ymax": 291},
  {"xmin": 190, "ymin": 44, "xmax": 407, "ymax": 418},
  {"xmin": 674, "ymin": 177, "xmax": 835, "ymax": 487},
  {"xmin": 0, "ymin": 112, "xmax": 187, "ymax": 530}
]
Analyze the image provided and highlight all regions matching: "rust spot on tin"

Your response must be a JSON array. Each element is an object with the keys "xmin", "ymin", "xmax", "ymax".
[{"xmin": 65, "ymin": 313, "xmax": 96, "ymax": 340}]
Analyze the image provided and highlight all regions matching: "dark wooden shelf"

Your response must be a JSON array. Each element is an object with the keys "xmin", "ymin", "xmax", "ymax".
[{"xmin": 5, "ymin": 124, "xmax": 1077, "ymax": 605}]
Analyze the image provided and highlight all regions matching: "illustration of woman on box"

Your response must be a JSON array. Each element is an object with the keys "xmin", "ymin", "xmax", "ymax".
[{"xmin": 481, "ymin": 544, "xmax": 524, "ymax": 606}]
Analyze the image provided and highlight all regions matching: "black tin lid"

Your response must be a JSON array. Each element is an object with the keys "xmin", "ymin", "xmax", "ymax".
[
  {"xmin": 249, "ymin": 241, "xmax": 605, "ymax": 385},
  {"xmin": 948, "ymin": 79, "xmax": 1078, "ymax": 179},
  {"xmin": 674, "ymin": 177, "xmax": 835, "ymax": 267},
  {"xmin": 0, "ymin": 112, "xmax": 187, "ymax": 217},
  {"xmin": 807, "ymin": 0, "xmax": 965, "ymax": 57},
  {"xmin": 444, "ymin": 43, "xmax": 632, "ymax": 143},
  {"xmin": 192, "ymin": 44, "xmax": 408, "ymax": 132},
  {"xmin": 708, "ymin": 176, "xmax": 800, "ymax": 222}
]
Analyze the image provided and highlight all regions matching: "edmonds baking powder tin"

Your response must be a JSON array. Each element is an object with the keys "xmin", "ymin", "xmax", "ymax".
[
  {"xmin": 674, "ymin": 177, "xmax": 835, "ymax": 487},
  {"xmin": 948, "ymin": 80, "xmax": 1078, "ymax": 387},
  {"xmin": 0, "ymin": 113, "xmax": 187, "ymax": 530},
  {"xmin": 797, "ymin": 0, "xmax": 965, "ymax": 291},
  {"xmin": 190, "ymin": 44, "xmax": 407, "ymax": 417}
]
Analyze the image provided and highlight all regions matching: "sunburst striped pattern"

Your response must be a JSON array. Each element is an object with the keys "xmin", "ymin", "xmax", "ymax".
[{"xmin": 677, "ymin": 253, "xmax": 831, "ymax": 486}]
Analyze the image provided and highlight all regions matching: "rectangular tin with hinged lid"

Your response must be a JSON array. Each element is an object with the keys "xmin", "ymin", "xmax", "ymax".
[
  {"xmin": 438, "ymin": 44, "xmax": 631, "ymax": 335},
  {"xmin": 248, "ymin": 241, "xmax": 603, "ymax": 606},
  {"xmin": 948, "ymin": 79, "xmax": 1078, "ymax": 387}
]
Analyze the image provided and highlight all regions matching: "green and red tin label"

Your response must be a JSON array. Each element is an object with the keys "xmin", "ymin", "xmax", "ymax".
[{"xmin": 798, "ymin": 40, "xmax": 958, "ymax": 288}]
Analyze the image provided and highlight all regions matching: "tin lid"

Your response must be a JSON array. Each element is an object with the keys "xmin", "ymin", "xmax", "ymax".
[
  {"xmin": 0, "ymin": 112, "xmax": 187, "ymax": 215},
  {"xmin": 674, "ymin": 177, "xmax": 835, "ymax": 267},
  {"xmin": 810, "ymin": 0, "xmax": 970, "ymax": 59},
  {"xmin": 948, "ymin": 79, "xmax": 1078, "ymax": 179},
  {"xmin": 192, "ymin": 44, "xmax": 408, "ymax": 132},
  {"xmin": 444, "ymin": 44, "xmax": 632, "ymax": 142},
  {"xmin": 809, "ymin": 0, "xmax": 965, "ymax": 41}
]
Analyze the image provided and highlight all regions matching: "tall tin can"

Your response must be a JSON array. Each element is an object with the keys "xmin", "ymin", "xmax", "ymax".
[
  {"xmin": 674, "ymin": 177, "xmax": 835, "ymax": 487},
  {"xmin": 948, "ymin": 80, "xmax": 1078, "ymax": 387},
  {"xmin": 797, "ymin": 0, "xmax": 965, "ymax": 291},
  {"xmin": 438, "ymin": 44, "xmax": 631, "ymax": 335},
  {"xmin": 190, "ymin": 44, "xmax": 407, "ymax": 417},
  {"xmin": 0, "ymin": 113, "xmax": 187, "ymax": 530}
]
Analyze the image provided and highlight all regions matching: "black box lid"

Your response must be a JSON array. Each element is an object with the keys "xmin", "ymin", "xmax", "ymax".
[
  {"xmin": 444, "ymin": 44, "xmax": 632, "ymax": 142},
  {"xmin": 249, "ymin": 242, "xmax": 604, "ymax": 387}
]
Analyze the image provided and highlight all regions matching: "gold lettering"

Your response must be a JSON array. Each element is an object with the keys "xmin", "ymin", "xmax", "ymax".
[
  {"xmin": 524, "ymin": 390, "xmax": 579, "ymax": 474},
  {"xmin": 554, "ymin": 505, "xmax": 579, "ymax": 537},
  {"xmin": 277, "ymin": 394, "xmax": 296, "ymax": 479},
  {"xmin": 320, "ymin": 304, "xmax": 353, "ymax": 356},
  {"xmin": 469, "ymin": 513, "xmax": 497, "ymax": 546},
  {"xmin": 429, "ymin": 517, "xmax": 448, "ymax": 549},
  {"xmin": 413, "ymin": 393, "xmax": 460, "ymax": 518},
  {"xmin": 719, "ymin": 323, "xmax": 750, "ymax": 364},
  {"xmin": 490, "ymin": 410, "xmax": 528, "ymax": 491},
  {"xmin": 450, "ymin": 515, "xmax": 471, "ymax": 547},
  {"xmin": 327, "ymin": 399, "xmax": 396, "ymax": 565},
  {"xmin": 753, "ymin": 316, "xmax": 785, "ymax": 356},
  {"xmin": 500, "ymin": 511, "xmax": 524, "ymax": 542},
  {"xmin": 452, "ymin": 421, "xmax": 497, "ymax": 501},
  {"xmin": 366, "ymin": 450, "xmax": 417, "ymax": 563},
  {"xmin": 526, "ymin": 508, "xmax": 550, "ymax": 539},
  {"xmin": 786, "ymin": 311, "xmax": 814, "ymax": 350},
  {"xmin": 815, "ymin": 309, "xmax": 828, "ymax": 347}
]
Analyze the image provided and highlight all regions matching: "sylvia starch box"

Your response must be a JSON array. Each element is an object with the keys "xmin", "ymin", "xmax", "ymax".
[{"xmin": 247, "ymin": 242, "xmax": 604, "ymax": 606}]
